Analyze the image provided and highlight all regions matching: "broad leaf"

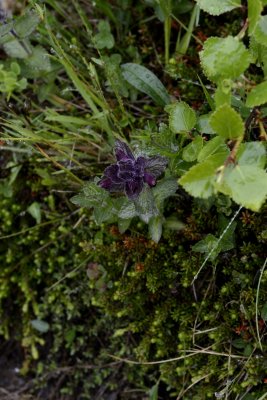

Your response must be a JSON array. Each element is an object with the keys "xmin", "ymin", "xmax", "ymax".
[
  {"xmin": 195, "ymin": 0, "xmax": 241, "ymax": 15},
  {"xmin": 118, "ymin": 200, "xmax": 136, "ymax": 219},
  {"xmin": 27, "ymin": 202, "xmax": 41, "ymax": 224},
  {"xmin": 216, "ymin": 165, "xmax": 267, "ymax": 211},
  {"xmin": 197, "ymin": 114, "xmax": 216, "ymax": 135},
  {"xmin": 192, "ymin": 234, "xmax": 220, "ymax": 261},
  {"xmin": 14, "ymin": 11, "xmax": 40, "ymax": 38},
  {"xmin": 118, "ymin": 218, "xmax": 132, "ymax": 233},
  {"xmin": 24, "ymin": 46, "xmax": 51, "ymax": 73},
  {"xmin": 209, "ymin": 104, "xmax": 244, "ymax": 139},
  {"xmin": 134, "ymin": 185, "xmax": 158, "ymax": 223},
  {"xmin": 200, "ymin": 36, "xmax": 251, "ymax": 82},
  {"xmin": 3, "ymin": 40, "xmax": 31, "ymax": 58},
  {"xmin": 182, "ymin": 136, "xmax": 204, "ymax": 162},
  {"xmin": 179, "ymin": 153, "xmax": 227, "ymax": 198},
  {"xmin": 121, "ymin": 63, "xmax": 170, "ymax": 106},
  {"xmin": 149, "ymin": 216, "xmax": 163, "ymax": 243},
  {"xmin": 197, "ymin": 136, "xmax": 229, "ymax": 162},
  {"xmin": 254, "ymin": 15, "xmax": 267, "ymax": 47},
  {"xmin": 248, "ymin": 0, "xmax": 262, "ymax": 35},
  {"xmin": 246, "ymin": 80, "xmax": 267, "ymax": 107},
  {"xmin": 167, "ymin": 101, "xmax": 196, "ymax": 133},
  {"xmin": 94, "ymin": 20, "xmax": 114, "ymax": 49},
  {"xmin": 31, "ymin": 319, "xmax": 50, "ymax": 333},
  {"xmin": 237, "ymin": 142, "xmax": 266, "ymax": 168},
  {"xmin": 152, "ymin": 178, "xmax": 178, "ymax": 207}
]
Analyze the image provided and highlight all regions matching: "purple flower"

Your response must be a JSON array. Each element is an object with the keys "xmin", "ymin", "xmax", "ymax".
[{"xmin": 99, "ymin": 140, "xmax": 167, "ymax": 199}]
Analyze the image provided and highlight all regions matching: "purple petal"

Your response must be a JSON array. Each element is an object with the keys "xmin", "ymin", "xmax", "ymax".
[
  {"xmin": 135, "ymin": 157, "xmax": 146, "ymax": 176},
  {"xmin": 125, "ymin": 178, "xmax": 143, "ymax": 199},
  {"xmin": 99, "ymin": 177, "xmax": 124, "ymax": 193},
  {"xmin": 104, "ymin": 164, "xmax": 123, "ymax": 183},
  {"xmin": 144, "ymin": 156, "xmax": 168, "ymax": 178},
  {"xmin": 118, "ymin": 159, "xmax": 136, "ymax": 180},
  {"xmin": 144, "ymin": 172, "xmax": 156, "ymax": 187},
  {"xmin": 114, "ymin": 140, "xmax": 135, "ymax": 161}
]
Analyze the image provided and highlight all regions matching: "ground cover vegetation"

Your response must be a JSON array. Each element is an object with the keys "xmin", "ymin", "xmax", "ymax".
[{"xmin": 0, "ymin": 0, "xmax": 266, "ymax": 399}]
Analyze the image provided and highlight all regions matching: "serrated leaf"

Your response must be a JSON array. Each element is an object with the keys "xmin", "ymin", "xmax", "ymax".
[
  {"xmin": 25, "ymin": 46, "xmax": 51, "ymax": 72},
  {"xmin": 198, "ymin": 136, "xmax": 229, "ymax": 163},
  {"xmin": 149, "ymin": 216, "xmax": 163, "ymax": 243},
  {"xmin": 179, "ymin": 153, "xmax": 227, "ymax": 198},
  {"xmin": 237, "ymin": 142, "xmax": 266, "ymax": 168},
  {"xmin": 197, "ymin": 114, "xmax": 216, "ymax": 135},
  {"xmin": 182, "ymin": 136, "xmax": 204, "ymax": 162},
  {"xmin": 93, "ymin": 200, "xmax": 115, "ymax": 224},
  {"xmin": 210, "ymin": 104, "xmax": 244, "ymax": 139},
  {"xmin": 70, "ymin": 194, "xmax": 96, "ymax": 208},
  {"xmin": 167, "ymin": 101, "xmax": 196, "ymax": 133},
  {"xmin": 200, "ymin": 36, "xmax": 251, "ymax": 82},
  {"xmin": 152, "ymin": 178, "xmax": 178, "ymax": 207},
  {"xmin": 248, "ymin": 0, "xmax": 262, "ymax": 35},
  {"xmin": 254, "ymin": 15, "xmax": 267, "ymax": 47},
  {"xmin": 134, "ymin": 185, "xmax": 158, "ymax": 223},
  {"xmin": 71, "ymin": 182, "xmax": 109, "ymax": 209},
  {"xmin": 216, "ymin": 165, "xmax": 267, "ymax": 211},
  {"xmin": 121, "ymin": 63, "xmax": 170, "ymax": 106},
  {"xmin": 31, "ymin": 319, "xmax": 50, "ymax": 333},
  {"xmin": 195, "ymin": 0, "xmax": 241, "ymax": 15},
  {"xmin": 246, "ymin": 80, "xmax": 267, "ymax": 107}
]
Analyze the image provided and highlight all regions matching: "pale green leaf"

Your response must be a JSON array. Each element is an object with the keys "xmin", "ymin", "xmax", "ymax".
[
  {"xmin": 25, "ymin": 46, "xmax": 51, "ymax": 72},
  {"xmin": 118, "ymin": 200, "xmax": 136, "ymax": 219},
  {"xmin": 254, "ymin": 15, "xmax": 267, "ymax": 47},
  {"xmin": 216, "ymin": 165, "xmax": 267, "ymax": 211},
  {"xmin": 167, "ymin": 101, "xmax": 196, "ymax": 133},
  {"xmin": 31, "ymin": 319, "xmax": 50, "ymax": 333},
  {"xmin": 149, "ymin": 216, "xmax": 163, "ymax": 243},
  {"xmin": 3, "ymin": 40, "xmax": 31, "ymax": 59},
  {"xmin": 214, "ymin": 80, "xmax": 232, "ymax": 107},
  {"xmin": 198, "ymin": 137, "xmax": 226, "ymax": 164},
  {"xmin": 200, "ymin": 36, "xmax": 251, "ymax": 82},
  {"xmin": 237, "ymin": 142, "xmax": 266, "ymax": 168},
  {"xmin": 182, "ymin": 136, "xmax": 204, "ymax": 162},
  {"xmin": 197, "ymin": 114, "xmax": 216, "ymax": 135},
  {"xmin": 195, "ymin": 0, "xmax": 241, "ymax": 15},
  {"xmin": 149, "ymin": 382, "xmax": 159, "ymax": 400},
  {"xmin": 248, "ymin": 0, "xmax": 262, "ymax": 35},
  {"xmin": 179, "ymin": 153, "xmax": 226, "ymax": 198},
  {"xmin": 118, "ymin": 218, "xmax": 132, "ymax": 233},
  {"xmin": 246, "ymin": 80, "xmax": 267, "ymax": 107},
  {"xmin": 134, "ymin": 185, "xmax": 158, "ymax": 223},
  {"xmin": 261, "ymin": 302, "xmax": 267, "ymax": 321},
  {"xmin": 152, "ymin": 178, "xmax": 178, "ymax": 207},
  {"xmin": 27, "ymin": 202, "xmax": 41, "ymax": 224},
  {"xmin": 209, "ymin": 104, "xmax": 244, "ymax": 139},
  {"xmin": 121, "ymin": 63, "xmax": 170, "ymax": 106},
  {"xmin": 14, "ymin": 11, "xmax": 40, "ymax": 38},
  {"xmin": 94, "ymin": 20, "xmax": 114, "ymax": 49}
]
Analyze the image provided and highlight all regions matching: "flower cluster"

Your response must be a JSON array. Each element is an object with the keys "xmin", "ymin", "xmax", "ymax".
[{"xmin": 99, "ymin": 140, "xmax": 167, "ymax": 199}]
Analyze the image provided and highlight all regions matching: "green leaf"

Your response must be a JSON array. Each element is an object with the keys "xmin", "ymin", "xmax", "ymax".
[
  {"xmin": 179, "ymin": 153, "xmax": 227, "ymax": 198},
  {"xmin": 24, "ymin": 46, "xmax": 51, "ymax": 73},
  {"xmin": 246, "ymin": 80, "xmax": 267, "ymax": 107},
  {"xmin": 209, "ymin": 104, "xmax": 244, "ymax": 139},
  {"xmin": 93, "ymin": 199, "xmax": 115, "ymax": 224},
  {"xmin": 182, "ymin": 136, "xmax": 204, "ymax": 162},
  {"xmin": 200, "ymin": 36, "xmax": 251, "ymax": 82},
  {"xmin": 3, "ymin": 39, "xmax": 31, "ymax": 59},
  {"xmin": 118, "ymin": 218, "xmax": 132, "ymax": 233},
  {"xmin": 254, "ymin": 15, "xmax": 267, "ymax": 47},
  {"xmin": 149, "ymin": 382, "xmax": 159, "ymax": 400},
  {"xmin": 121, "ymin": 63, "xmax": 170, "ymax": 106},
  {"xmin": 248, "ymin": 0, "xmax": 262, "ymax": 35},
  {"xmin": 31, "ymin": 319, "xmax": 50, "ymax": 333},
  {"xmin": 192, "ymin": 234, "xmax": 220, "ymax": 261},
  {"xmin": 149, "ymin": 216, "xmax": 163, "ymax": 243},
  {"xmin": 71, "ymin": 182, "xmax": 109, "ymax": 209},
  {"xmin": 195, "ymin": 0, "xmax": 241, "ymax": 15},
  {"xmin": 94, "ymin": 20, "xmax": 114, "ymax": 49},
  {"xmin": 27, "ymin": 202, "xmax": 41, "ymax": 224},
  {"xmin": 118, "ymin": 200, "xmax": 136, "ymax": 219},
  {"xmin": 216, "ymin": 165, "xmax": 267, "ymax": 211},
  {"xmin": 197, "ymin": 114, "xmax": 216, "ymax": 135},
  {"xmin": 167, "ymin": 101, "xmax": 196, "ymax": 133},
  {"xmin": 232, "ymin": 338, "xmax": 246, "ymax": 349},
  {"xmin": 198, "ymin": 136, "xmax": 229, "ymax": 163},
  {"xmin": 214, "ymin": 80, "xmax": 232, "ymax": 107},
  {"xmin": 163, "ymin": 216, "xmax": 185, "ymax": 231},
  {"xmin": 134, "ymin": 185, "xmax": 158, "ymax": 223},
  {"xmin": 237, "ymin": 142, "xmax": 266, "ymax": 168},
  {"xmin": 152, "ymin": 178, "xmax": 178, "ymax": 207},
  {"xmin": 14, "ymin": 11, "xmax": 40, "ymax": 38},
  {"xmin": 261, "ymin": 302, "xmax": 267, "ymax": 321}
]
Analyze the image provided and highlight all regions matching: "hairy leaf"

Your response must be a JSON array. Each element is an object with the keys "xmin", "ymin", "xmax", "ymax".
[
  {"xmin": 149, "ymin": 216, "xmax": 163, "ymax": 243},
  {"xmin": 246, "ymin": 80, "xmax": 267, "ymax": 107}
]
